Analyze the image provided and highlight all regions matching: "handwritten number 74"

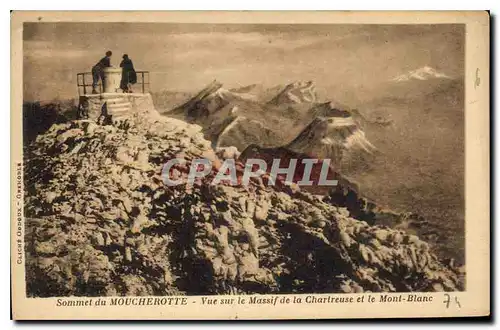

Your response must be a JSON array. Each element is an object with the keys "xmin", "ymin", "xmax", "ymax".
[{"xmin": 443, "ymin": 294, "xmax": 461, "ymax": 308}]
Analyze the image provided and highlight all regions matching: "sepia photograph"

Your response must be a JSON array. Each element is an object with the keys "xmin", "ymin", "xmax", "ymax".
[{"xmin": 11, "ymin": 11, "xmax": 490, "ymax": 320}]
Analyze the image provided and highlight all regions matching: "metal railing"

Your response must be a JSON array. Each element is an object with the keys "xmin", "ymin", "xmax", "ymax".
[
  {"xmin": 77, "ymin": 70, "xmax": 150, "ymax": 95},
  {"xmin": 133, "ymin": 71, "xmax": 150, "ymax": 94},
  {"xmin": 77, "ymin": 72, "xmax": 101, "ymax": 95}
]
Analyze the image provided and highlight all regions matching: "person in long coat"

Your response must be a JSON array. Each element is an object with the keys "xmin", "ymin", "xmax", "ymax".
[{"xmin": 120, "ymin": 54, "xmax": 137, "ymax": 93}]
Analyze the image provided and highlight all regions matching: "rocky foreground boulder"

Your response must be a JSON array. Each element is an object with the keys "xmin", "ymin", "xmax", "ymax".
[{"xmin": 24, "ymin": 104, "xmax": 464, "ymax": 297}]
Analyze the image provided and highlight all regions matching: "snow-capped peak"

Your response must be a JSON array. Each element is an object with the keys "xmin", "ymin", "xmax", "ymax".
[{"xmin": 392, "ymin": 66, "xmax": 451, "ymax": 82}]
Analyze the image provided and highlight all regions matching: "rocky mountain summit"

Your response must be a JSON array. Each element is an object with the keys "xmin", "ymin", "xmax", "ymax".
[{"xmin": 24, "ymin": 98, "xmax": 464, "ymax": 297}]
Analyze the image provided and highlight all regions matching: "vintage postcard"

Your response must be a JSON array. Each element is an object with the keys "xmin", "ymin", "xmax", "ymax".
[{"xmin": 11, "ymin": 11, "xmax": 490, "ymax": 320}]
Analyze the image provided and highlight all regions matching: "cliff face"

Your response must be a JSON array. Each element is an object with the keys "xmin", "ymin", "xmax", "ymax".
[{"xmin": 24, "ymin": 100, "xmax": 463, "ymax": 297}]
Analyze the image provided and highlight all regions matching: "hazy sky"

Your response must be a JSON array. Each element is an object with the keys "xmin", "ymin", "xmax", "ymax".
[{"xmin": 23, "ymin": 23, "xmax": 464, "ymax": 102}]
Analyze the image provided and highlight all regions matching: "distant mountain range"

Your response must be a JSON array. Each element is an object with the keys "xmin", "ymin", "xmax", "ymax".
[{"xmin": 160, "ymin": 80, "xmax": 377, "ymax": 173}]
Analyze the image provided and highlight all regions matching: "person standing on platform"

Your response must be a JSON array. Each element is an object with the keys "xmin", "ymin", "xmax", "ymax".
[
  {"xmin": 91, "ymin": 50, "xmax": 112, "ymax": 94},
  {"xmin": 120, "ymin": 54, "xmax": 137, "ymax": 93}
]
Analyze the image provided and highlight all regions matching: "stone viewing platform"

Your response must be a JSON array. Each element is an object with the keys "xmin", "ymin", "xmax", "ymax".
[
  {"xmin": 77, "ymin": 67, "xmax": 151, "ymax": 121},
  {"xmin": 79, "ymin": 93, "xmax": 155, "ymax": 121}
]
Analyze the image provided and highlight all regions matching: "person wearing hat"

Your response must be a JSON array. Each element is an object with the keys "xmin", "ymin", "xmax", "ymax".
[
  {"xmin": 91, "ymin": 50, "xmax": 112, "ymax": 94},
  {"xmin": 120, "ymin": 54, "xmax": 137, "ymax": 93}
]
